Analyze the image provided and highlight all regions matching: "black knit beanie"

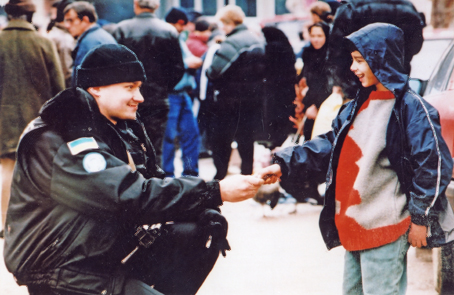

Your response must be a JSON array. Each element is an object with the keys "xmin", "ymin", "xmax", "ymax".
[
  {"xmin": 165, "ymin": 7, "xmax": 188, "ymax": 24},
  {"xmin": 75, "ymin": 44, "xmax": 146, "ymax": 89}
]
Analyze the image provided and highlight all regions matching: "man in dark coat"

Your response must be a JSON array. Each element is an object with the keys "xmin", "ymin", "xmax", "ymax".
[
  {"xmin": 0, "ymin": 0, "xmax": 65, "ymax": 237},
  {"xmin": 326, "ymin": 0, "xmax": 426, "ymax": 99},
  {"xmin": 3, "ymin": 44, "xmax": 264, "ymax": 295},
  {"xmin": 206, "ymin": 5, "xmax": 266, "ymax": 180},
  {"xmin": 112, "ymin": 0, "xmax": 185, "ymax": 166}
]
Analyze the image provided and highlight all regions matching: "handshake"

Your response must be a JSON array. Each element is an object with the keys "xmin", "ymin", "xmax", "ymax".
[{"xmin": 219, "ymin": 164, "xmax": 282, "ymax": 203}]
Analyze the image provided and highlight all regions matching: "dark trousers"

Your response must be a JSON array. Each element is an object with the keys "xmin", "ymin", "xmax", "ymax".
[
  {"xmin": 126, "ymin": 222, "xmax": 220, "ymax": 295},
  {"xmin": 28, "ymin": 222, "xmax": 221, "ymax": 295},
  {"xmin": 210, "ymin": 102, "xmax": 257, "ymax": 180}
]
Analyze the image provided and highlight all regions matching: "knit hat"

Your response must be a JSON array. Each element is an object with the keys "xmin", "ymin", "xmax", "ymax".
[
  {"xmin": 195, "ymin": 19, "xmax": 210, "ymax": 32},
  {"xmin": 75, "ymin": 44, "xmax": 146, "ymax": 89},
  {"xmin": 165, "ymin": 7, "xmax": 188, "ymax": 24},
  {"xmin": 4, "ymin": 0, "xmax": 36, "ymax": 15}
]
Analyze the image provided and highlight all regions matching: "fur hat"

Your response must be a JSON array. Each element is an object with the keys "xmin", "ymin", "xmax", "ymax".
[
  {"xmin": 136, "ymin": 0, "xmax": 160, "ymax": 10},
  {"xmin": 165, "ymin": 7, "xmax": 188, "ymax": 25},
  {"xmin": 4, "ymin": 0, "xmax": 36, "ymax": 15},
  {"xmin": 75, "ymin": 44, "xmax": 146, "ymax": 89}
]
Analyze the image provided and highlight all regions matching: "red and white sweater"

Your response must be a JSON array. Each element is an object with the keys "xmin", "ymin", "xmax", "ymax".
[{"xmin": 335, "ymin": 90, "xmax": 411, "ymax": 251}]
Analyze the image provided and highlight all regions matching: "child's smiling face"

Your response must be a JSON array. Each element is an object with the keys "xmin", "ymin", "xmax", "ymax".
[
  {"xmin": 350, "ymin": 51, "xmax": 381, "ymax": 89},
  {"xmin": 350, "ymin": 50, "xmax": 388, "ymax": 92}
]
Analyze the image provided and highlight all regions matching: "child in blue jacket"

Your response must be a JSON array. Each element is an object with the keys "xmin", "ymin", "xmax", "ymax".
[{"xmin": 258, "ymin": 23, "xmax": 454, "ymax": 294}]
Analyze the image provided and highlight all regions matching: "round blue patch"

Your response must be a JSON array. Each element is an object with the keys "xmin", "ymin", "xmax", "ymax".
[{"xmin": 82, "ymin": 152, "xmax": 107, "ymax": 173}]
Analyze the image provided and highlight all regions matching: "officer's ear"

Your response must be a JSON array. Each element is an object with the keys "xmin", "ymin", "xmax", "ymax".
[{"xmin": 87, "ymin": 86, "xmax": 101, "ymax": 99}]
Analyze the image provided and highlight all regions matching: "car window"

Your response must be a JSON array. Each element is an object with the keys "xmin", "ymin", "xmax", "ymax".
[
  {"xmin": 448, "ymin": 67, "xmax": 454, "ymax": 91},
  {"xmin": 410, "ymin": 39, "xmax": 453, "ymax": 81},
  {"xmin": 424, "ymin": 43, "xmax": 454, "ymax": 95}
]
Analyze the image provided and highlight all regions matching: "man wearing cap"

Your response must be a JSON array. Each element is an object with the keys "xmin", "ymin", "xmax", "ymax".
[
  {"xmin": 0, "ymin": 0, "xmax": 65, "ymax": 238},
  {"xmin": 3, "ymin": 44, "xmax": 264, "ymax": 295},
  {"xmin": 186, "ymin": 18, "xmax": 211, "ymax": 57},
  {"xmin": 63, "ymin": 1, "xmax": 117, "ymax": 86},
  {"xmin": 112, "ymin": 0, "xmax": 185, "ymax": 166}
]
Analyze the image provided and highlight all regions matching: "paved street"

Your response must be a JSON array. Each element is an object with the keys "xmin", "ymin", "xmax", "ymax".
[{"xmin": 0, "ymin": 150, "xmax": 439, "ymax": 294}]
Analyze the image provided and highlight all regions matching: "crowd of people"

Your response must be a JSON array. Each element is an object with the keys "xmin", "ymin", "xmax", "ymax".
[{"xmin": 1, "ymin": 0, "xmax": 453, "ymax": 295}]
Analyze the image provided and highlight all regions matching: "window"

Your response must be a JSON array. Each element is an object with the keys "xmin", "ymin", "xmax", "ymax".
[
  {"xmin": 180, "ymin": 0, "xmax": 195, "ymax": 9},
  {"xmin": 275, "ymin": 0, "xmax": 290, "ymax": 15},
  {"xmin": 202, "ymin": 0, "xmax": 217, "ymax": 15},
  {"xmin": 236, "ymin": 0, "xmax": 257, "ymax": 17},
  {"xmin": 424, "ymin": 41, "xmax": 454, "ymax": 95}
]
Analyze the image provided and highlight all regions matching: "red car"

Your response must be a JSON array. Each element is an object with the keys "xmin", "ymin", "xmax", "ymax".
[{"xmin": 410, "ymin": 29, "xmax": 454, "ymax": 294}]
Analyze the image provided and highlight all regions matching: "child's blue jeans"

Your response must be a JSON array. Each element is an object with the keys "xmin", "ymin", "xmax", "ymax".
[{"xmin": 343, "ymin": 233, "xmax": 410, "ymax": 295}]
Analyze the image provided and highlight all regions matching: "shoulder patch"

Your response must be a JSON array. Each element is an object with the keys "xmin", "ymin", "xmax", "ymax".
[
  {"xmin": 67, "ymin": 137, "xmax": 99, "ymax": 155},
  {"xmin": 83, "ymin": 152, "xmax": 107, "ymax": 173}
]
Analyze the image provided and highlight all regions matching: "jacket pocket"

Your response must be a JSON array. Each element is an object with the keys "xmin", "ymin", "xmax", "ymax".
[{"xmin": 33, "ymin": 214, "xmax": 87, "ymax": 270}]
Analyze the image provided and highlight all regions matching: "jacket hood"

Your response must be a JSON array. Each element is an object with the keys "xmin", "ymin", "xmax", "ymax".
[
  {"xmin": 39, "ymin": 87, "xmax": 106, "ymax": 139},
  {"xmin": 345, "ymin": 23, "xmax": 409, "ymax": 98}
]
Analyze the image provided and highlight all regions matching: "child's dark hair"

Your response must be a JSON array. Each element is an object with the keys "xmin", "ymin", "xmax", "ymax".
[{"xmin": 346, "ymin": 40, "xmax": 359, "ymax": 53}]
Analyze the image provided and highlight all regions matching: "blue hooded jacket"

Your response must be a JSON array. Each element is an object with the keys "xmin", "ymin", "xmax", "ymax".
[{"xmin": 274, "ymin": 23, "xmax": 454, "ymax": 250}]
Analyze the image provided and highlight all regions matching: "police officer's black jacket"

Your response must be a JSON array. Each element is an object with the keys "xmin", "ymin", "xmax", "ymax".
[
  {"xmin": 4, "ymin": 88, "xmax": 223, "ymax": 294},
  {"xmin": 274, "ymin": 24, "xmax": 454, "ymax": 251}
]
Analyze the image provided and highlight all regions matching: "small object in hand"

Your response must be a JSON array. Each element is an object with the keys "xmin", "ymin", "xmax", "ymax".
[{"xmin": 263, "ymin": 174, "xmax": 274, "ymax": 181}]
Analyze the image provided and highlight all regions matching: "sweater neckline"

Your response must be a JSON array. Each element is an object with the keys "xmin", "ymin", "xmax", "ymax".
[{"xmin": 369, "ymin": 90, "xmax": 395, "ymax": 100}]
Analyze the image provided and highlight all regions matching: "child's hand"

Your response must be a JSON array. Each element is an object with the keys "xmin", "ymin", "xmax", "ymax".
[
  {"xmin": 408, "ymin": 222, "xmax": 428, "ymax": 248},
  {"xmin": 295, "ymin": 78, "xmax": 307, "ymax": 101},
  {"xmin": 293, "ymin": 99, "xmax": 304, "ymax": 115},
  {"xmin": 305, "ymin": 105, "xmax": 318, "ymax": 120},
  {"xmin": 289, "ymin": 115, "xmax": 305, "ymax": 133},
  {"xmin": 254, "ymin": 164, "xmax": 282, "ymax": 185}
]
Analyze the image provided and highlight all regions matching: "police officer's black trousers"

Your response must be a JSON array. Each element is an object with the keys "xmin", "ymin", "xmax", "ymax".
[
  {"xmin": 28, "ymin": 222, "xmax": 221, "ymax": 295},
  {"xmin": 124, "ymin": 222, "xmax": 221, "ymax": 295}
]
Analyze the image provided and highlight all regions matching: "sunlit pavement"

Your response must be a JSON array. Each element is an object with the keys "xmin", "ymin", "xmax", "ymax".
[{"xmin": 0, "ymin": 149, "xmax": 438, "ymax": 294}]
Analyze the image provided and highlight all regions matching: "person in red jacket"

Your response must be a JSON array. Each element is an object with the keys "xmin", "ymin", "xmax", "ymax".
[{"xmin": 187, "ymin": 18, "xmax": 211, "ymax": 58}]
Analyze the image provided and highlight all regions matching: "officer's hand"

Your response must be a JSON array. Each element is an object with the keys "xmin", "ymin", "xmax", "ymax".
[
  {"xmin": 408, "ymin": 222, "xmax": 428, "ymax": 248},
  {"xmin": 254, "ymin": 164, "xmax": 282, "ymax": 185},
  {"xmin": 220, "ymin": 175, "xmax": 264, "ymax": 202}
]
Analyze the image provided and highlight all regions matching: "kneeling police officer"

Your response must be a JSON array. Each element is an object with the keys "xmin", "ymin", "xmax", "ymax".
[{"xmin": 3, "ymin": 44, "xmax": 264, "ymax": 295}]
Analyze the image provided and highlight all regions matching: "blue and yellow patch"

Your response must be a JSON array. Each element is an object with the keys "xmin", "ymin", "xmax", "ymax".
[{"xmin": 67, "ymin": 137, "xmax": 99, "ymax": 155}]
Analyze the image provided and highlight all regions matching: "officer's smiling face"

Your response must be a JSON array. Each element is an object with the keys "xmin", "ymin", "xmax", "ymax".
[{"xmin": 88, "ymin": 81, "xmax": 144, "ymax": 125}]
